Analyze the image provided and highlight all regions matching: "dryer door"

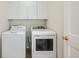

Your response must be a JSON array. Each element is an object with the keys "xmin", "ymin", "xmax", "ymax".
[
  {"xmin": 36, "ymin": 39, "xmax": 53, "ymax": 51},
  {"xmin": 32, "ymin": 35, "xmax": 56, "ymax": 58}
]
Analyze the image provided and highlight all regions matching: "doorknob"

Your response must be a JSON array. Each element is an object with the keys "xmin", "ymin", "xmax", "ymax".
[{"xmin": 63, "ymin": 36, "xmax": 68, "ymax": 40}]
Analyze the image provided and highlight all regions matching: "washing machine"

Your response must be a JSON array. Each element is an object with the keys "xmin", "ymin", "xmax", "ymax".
[
  {"xmin": 2, "ymin": 26, "xmax": 26, "ymax": 58},
  {"xmin": 31, "ymin": 25, "xmax": 57, "ymax": 58}
]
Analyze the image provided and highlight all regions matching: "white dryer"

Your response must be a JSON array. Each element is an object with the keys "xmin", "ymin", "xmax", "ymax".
[
  {"xmin": 31, "ymin": 25, "xmax": 57, "ymax": 58},
  {"xmin": 2, "ymin": 26, "xmax": 26, "ymax": 58}
]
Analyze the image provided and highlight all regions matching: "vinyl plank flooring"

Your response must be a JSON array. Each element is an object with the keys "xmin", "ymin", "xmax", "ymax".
[{"xmin": 26, "ymin": 48, "xmax": 32, "ymax": 58}]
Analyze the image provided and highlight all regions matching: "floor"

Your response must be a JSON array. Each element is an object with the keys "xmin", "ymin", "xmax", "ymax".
[{"xmin": 26, "ymin": 48, "xmax": 32, "ymax": 58}]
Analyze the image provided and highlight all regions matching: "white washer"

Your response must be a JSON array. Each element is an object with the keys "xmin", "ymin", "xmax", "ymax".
[
  {"xmin": 2, "ymin": 26, "xmax": 26, "ymax": 58},
  {"xmin": 31, "ymin": 26, "xmax": 57, "ymax": 58}
]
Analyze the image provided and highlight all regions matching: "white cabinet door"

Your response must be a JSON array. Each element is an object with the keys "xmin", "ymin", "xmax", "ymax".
[
  {"xmin": 8, "ymin": 2, "xmax": 19, "ymax": 19},
  {"xmin": 18, "ymin": 2, "xmax": 29, "ymax": 19},
  {"xmin": 37, "ymin": 2, "xmax": 48, "ymax": 19},
  {"xmin": 8, "ymin": 2, "xmax": 29, "ymax": 19},
  {"xmin": 8, "ymin": 1, "xmax": 48, "ymax": 19},
  {"xmin": 28, "ymin": 1, "xmax": 37, "ymax": 19},
  {"xmin": 15, "ymin": 1, "xmax": 37, "ymax": 19}
]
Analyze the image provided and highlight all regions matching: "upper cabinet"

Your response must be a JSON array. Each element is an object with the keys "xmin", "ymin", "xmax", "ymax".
[
  {"xmin": 27, "ymin": 1, "xmax": 38, "ymax": 19},
  {"xmin": 8, "ymin": 2, "xmax": 19, "ymax": 19},
  {"xmin": 8, "ymin": 1, "xmax": 48, "ymax": 19},
  {"xmin": 18, "ymin": 1, "xmax": 37, "ymax": 19},
  {"xmin": 18, "ymin": 2, "xmax": 29, "ymax": 19},
  {"xmin": 37, "ymin": 2, "xmax": 48, "ymax": 19}
]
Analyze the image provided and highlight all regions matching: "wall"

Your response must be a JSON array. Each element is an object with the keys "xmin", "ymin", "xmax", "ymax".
[
  {"xmin": 9, "ymin": 19, "xmax": 47, "ymax": 48},
  {"xmin": 47, "ymin": 2, "xmax": 64, "ymax": 57},
  {"xmin": 0, "ymin": 1, "xmax": 64, "ymax": 57},
  {"xmin": 0, "ymin": 2, "xmax": 9, "ymax": 57},
  {"xmin": 9, "ymin": 19, "xmax": 47, "ymax": 30}
]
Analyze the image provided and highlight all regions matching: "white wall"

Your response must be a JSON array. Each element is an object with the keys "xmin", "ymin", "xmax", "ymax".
[
  {"xmin": 0, "ymin": 1, "xmax": 64, "ymax": 57},
  {"xmin": 47, "ymin": 2, "xmax": 64, "ymax": 57},
  {"xmin": 0, "ymin": 2, "xmax": 9, "ymax": 32},
  {"xmin": 9, "ymin": 19, "xmax": 47, "ymax": 48},
  {"xmin": 0, "ymin": 2, "xmax": 9, "ymax": 57},
  {"xmin": 9, "ymin": 19, "xmax": 47, "ymax": 29}
]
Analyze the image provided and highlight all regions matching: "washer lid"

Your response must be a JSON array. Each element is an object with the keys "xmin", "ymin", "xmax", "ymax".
[
  {"xmin": 10, "ymin": 25, "xmax": 26, "ymax": 32},
  {"xmin": 2, "ymin": 31, "xmax": 25, "ymax": 34}
]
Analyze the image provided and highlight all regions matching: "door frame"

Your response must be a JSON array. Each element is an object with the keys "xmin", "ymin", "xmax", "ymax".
[{"xmin": 64, "ymin": 2, "xmax": 71, "ymax": 58}]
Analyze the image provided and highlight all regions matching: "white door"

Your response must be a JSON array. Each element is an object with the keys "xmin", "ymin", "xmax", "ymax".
[{"xmin": 64, "ymin": 2, "xmax": 79, "ymax": 58}]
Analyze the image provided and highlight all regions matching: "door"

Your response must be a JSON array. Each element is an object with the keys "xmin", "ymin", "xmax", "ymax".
[{"xmin": 64, "ymin": 2, "xmax": 79, "ymax": 58}]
